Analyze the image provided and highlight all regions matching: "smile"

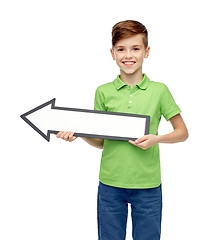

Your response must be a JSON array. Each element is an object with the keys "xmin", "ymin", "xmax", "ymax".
[{"xmin": 122, "ymin": 61, "xmax": 136, "ymax": 66}]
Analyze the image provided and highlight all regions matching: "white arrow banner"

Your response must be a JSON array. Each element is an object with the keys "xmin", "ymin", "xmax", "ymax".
[{"xmin": 20, "ymin": 98, "xmax": 150, "ymax": 141}]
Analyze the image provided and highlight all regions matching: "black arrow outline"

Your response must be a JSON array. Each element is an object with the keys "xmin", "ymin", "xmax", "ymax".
[{"xmin": 20, "ymin": 98, "xmax": 150, "ymax": 142}]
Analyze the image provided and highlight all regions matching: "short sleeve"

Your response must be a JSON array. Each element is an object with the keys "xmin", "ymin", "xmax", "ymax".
[
  {"xmin": 94, "ymin": 87, "xmax": 106, "ymax": 111},
  {"xmin": 160, "ymin": 84, "xmax": 181, "ymax": 121}
]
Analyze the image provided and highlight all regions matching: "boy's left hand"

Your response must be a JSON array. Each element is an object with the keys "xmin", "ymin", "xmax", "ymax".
[{"xmin": 128, "ymin": 134, "xmax": 159, "ymax": 150}]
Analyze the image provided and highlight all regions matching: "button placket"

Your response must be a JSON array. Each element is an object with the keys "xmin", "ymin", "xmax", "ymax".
[{"xmin": 128, "ymin": 89, "xmax": 134, "ymax": 107}]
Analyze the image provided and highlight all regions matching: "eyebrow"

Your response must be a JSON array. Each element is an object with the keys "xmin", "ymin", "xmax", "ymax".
[{"xmin": 115, "ymin": 45, "xmax": 142, "ymax": 48}]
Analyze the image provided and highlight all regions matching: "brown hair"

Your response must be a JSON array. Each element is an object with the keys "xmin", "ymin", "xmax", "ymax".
[{"xmin": 111, "ymin": 20, "xmax": 148, "ymax": 49}]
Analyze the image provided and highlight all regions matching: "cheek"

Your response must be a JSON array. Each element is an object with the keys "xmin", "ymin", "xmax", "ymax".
[
  {"xmin": 138, "ymin": 53, "xmax": 145, "ymax": 62},
  {"xmin": 141, "ymin": 51, "xmax": 145, "ymax": 59},
  {"xmin": 115, "ymin": 52, "xmax": 122, "ymax": 60},
  {"xmin": 115, "ymin": 55, "xmax": 124, "ymax": 64}
]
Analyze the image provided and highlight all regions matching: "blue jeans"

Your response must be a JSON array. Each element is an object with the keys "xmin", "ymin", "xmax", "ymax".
[{"xmin": 97, "ymin": 181, "xmax": 162, "ymax": 240}]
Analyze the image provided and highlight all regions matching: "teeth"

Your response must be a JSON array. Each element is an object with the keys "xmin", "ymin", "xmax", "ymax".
[{"xmin": 124, "ymin": 62, "xmax": 135, "ymax": 65}]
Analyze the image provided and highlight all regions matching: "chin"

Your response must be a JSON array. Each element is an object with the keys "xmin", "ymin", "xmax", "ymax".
[{"xmin": 122, "ymin": 69, "xmax": 138, "ymax": 75}]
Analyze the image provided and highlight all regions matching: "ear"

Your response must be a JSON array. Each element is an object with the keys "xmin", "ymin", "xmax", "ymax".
[
  {"xmin": 110, "ymin": 48, "xmax": 116, "ymax": 60},
  {"xmin": 144, "ymin": 46, "xmax": 150, "ymax": 58}
]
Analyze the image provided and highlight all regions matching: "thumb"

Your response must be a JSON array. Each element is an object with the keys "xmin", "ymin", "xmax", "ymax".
[{"xmin": 135, "ymin": 135, "xmax": 148, "ymax": 144}]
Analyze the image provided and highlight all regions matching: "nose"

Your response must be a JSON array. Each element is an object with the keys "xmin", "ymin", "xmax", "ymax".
[{"xmin": 125, "ymin": 49, "xmax": 132, "ymax": 58}]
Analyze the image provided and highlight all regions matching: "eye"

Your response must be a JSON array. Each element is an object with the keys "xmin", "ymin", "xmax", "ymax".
[
  {"xmin": 134, "ymin": 48, "xmax": 139, "ymax": 51},
  {"xmin": 117, "ymin": 48, "xmax": 124, "ymax": 52}
]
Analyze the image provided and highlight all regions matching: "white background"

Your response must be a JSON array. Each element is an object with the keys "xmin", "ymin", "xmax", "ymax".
[{"xmin": 1, "ymin": 0, "xmax": 216, "ymax": 239}]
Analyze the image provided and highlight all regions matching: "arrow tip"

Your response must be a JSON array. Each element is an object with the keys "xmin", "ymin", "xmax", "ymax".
[{"xmin": 20, "ymin": 98, "xmax": 56, "ymax": 142}]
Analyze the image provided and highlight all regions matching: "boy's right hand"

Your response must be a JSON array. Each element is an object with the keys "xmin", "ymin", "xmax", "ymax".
[{"xmin": 56, "ymin": 131, "xmax": 78, "ymax": 142}]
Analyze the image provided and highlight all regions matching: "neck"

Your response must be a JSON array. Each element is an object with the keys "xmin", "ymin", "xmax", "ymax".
[{"xmin": 119, "ymin": 69, "xmax": 143, "ymax": 88}]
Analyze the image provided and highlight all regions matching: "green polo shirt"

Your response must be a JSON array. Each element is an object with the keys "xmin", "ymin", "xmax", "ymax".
[{"xmin": 94, "ymin": 73, "xmax": 181, "ymax": 189}]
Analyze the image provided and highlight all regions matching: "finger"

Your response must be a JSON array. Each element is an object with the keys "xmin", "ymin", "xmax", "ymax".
[
  {"xmin": 130, "ymin": 140, "xmax": 148, "ymax": 150},
  {"xmin": 59, "ymin": 131, "xmax": 67, "ymax": 139},
  {"xmin": 69, "ymin": 136, "xmax": 77, "ymax": 142},
  {"xmin": 128, "ymin": 140, "xmax": 136, "ymax": 145},
  {"xmin": 59, "ymin": 131, "xmax": 66, "ymax": 139},
  {"xmin": 56, "ymin": 131, "xmax": 63, "ymax": 138},
  {"xmin": 68, "ymin": 132, "xmax": 76, "ymax": 142},
  {"xmin": 63, "ymin": 131, "xmax": 71, "ymax": 141},
  {"xmin": 129, "ymin": 139, "xmax": 143, "ymax": 145},
  {"xmin": 68, "ymin": 132, "xmax": 74, "ymax": 140},
  {"xmin": 135, "ymin": 135, "xmax": 148, "ymax": 144}
]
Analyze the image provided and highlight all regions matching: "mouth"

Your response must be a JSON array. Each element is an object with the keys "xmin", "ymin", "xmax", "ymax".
[{"xmin": 122, "ymin": 61, "xmax": 136, "ymax": 66}]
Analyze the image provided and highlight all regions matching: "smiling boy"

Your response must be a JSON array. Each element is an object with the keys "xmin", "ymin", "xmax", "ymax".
[{"xmin": 57, "ymin": 20, "xmax": 188, "ymax": 240}]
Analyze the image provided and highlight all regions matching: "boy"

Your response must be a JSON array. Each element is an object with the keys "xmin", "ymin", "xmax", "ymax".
[{"xmin": 56, "ymin": 20, "xmax": 188, "ymax": 240}]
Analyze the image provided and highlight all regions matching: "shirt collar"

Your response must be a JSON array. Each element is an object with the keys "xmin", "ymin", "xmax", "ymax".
[{"xmin": 113, "ymin": 73, "xmax": 150, "ymax": 90}]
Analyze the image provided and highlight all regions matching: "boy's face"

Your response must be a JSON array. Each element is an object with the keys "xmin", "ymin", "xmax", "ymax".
[{"xmin": 110, "ymin": 34, "xmax": 150, "ymax": 76}]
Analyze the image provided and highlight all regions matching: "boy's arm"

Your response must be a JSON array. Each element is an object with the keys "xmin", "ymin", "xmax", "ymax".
[
  {"xmin": 158, "ymin": 113, "xmax": 188, "ymax": 143},
  {"xmin": 129, "ymin": 114, "xmax": 188, "ymax": 150},
  {"xmin": 80, "ymin": 137, "xmax": 104, "ymax": 149},
  {"xmin": 56, "ymin": 131, "xmax": 104, "ymax": 149}
]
